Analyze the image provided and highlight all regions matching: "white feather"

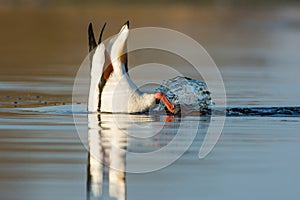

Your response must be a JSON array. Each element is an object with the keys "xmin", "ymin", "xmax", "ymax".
[
  {"xmin": 101, "ymin": 70, "xmax": 155, "ymax": 113},
  {"xmin": 88, "ymin": 43, "xmax": 106, "ymax": 112},
  {"xmin": 89, "ymin": 24, "xmax": 156, "ymax": 113}
]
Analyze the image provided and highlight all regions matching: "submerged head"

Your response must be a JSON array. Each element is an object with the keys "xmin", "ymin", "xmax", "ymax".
[{"xmin": 154, "ymin": 92, "xmax": 177, "ymax": 114}]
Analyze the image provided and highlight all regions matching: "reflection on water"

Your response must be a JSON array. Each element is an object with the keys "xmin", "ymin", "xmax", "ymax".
[
  {"xmin": 1, "ymin": 4, "xmax": 300, "ymax": 200},
  {"xmin": 87, "ymin": 112, "xmax": 210, "ymax": 200},
  {"xmin": 1, "ymin": 107, "xmax": 300, "ymax": 200},
  {"xmin": 88, "ymin": 113, "xmax": 126, "ymax": 200}
]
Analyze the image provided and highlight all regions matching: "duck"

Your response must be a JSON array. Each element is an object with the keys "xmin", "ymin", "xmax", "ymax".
[{"xmin": 87, "ymin": 21, "xmax": 176, "ymax": 114}]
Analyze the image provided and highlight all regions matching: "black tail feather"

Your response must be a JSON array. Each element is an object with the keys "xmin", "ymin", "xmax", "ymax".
[
  {"xmin": 98, "ymin": 22, "xmax": 107, "ymax": 44},
  {"xmin": 88, "ymin": 23, "xmax": 97, "ymax": 52}
]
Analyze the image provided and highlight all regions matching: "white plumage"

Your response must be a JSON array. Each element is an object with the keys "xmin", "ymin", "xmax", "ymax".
[
  {"xmin": 88, "ymin": 22, "xmax": 211, "ymax": 114},
  {"xmin": 88, "ymin": 23, "xmax": 157, "ymax": 113}
]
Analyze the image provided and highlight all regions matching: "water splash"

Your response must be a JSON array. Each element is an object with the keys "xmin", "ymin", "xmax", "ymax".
[{"xmin": 155, "ymin": 76, "xmax": 213, "ymax": 112}]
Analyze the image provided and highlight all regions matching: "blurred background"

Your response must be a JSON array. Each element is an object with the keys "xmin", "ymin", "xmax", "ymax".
[
  {"xmin": 0, "ymin": 0, "xmax": 300, "ymax": 105},
  {"xmin": 1, "ymin": 0, "xmax": 300, "ymax": 75},
  {"xmin": 1, "ymin": 2, "xmax": 300, "ymax": 200}
]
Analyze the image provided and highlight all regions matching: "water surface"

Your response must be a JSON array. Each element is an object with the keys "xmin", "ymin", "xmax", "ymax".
[{"xmin": 1, "ymin": 4, "xmax": 300, "ymax": 200}]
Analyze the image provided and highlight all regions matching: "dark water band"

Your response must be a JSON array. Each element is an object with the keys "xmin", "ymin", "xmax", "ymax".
[{"xmin": 224, "ymin": 106, "xmax": 300, "ymax": 117}]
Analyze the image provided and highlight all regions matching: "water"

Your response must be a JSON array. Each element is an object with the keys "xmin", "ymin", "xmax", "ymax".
[
  {"xmin": 155, "ymin": 76, "xmax": 213, "ymax": 112},
  {"xmin": 1, "ymin": 72, "xmax": 300, "ymax": 200},
  {"xmin": 1, "ymin": 4, "xmax": 300, "ymax": 200}
]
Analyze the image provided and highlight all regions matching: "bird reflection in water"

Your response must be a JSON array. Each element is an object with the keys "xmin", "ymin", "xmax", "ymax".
[
  {"xmin": 86, "ymin": 112, "xmax": 210, "ymax": 200},
  {"xmin": 87, "ymin": 113, "xmax": 127, "ymax": 200},
  {"xmin": 86, "ymin": 112, "xmax": 178, "ymax": 200}
]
